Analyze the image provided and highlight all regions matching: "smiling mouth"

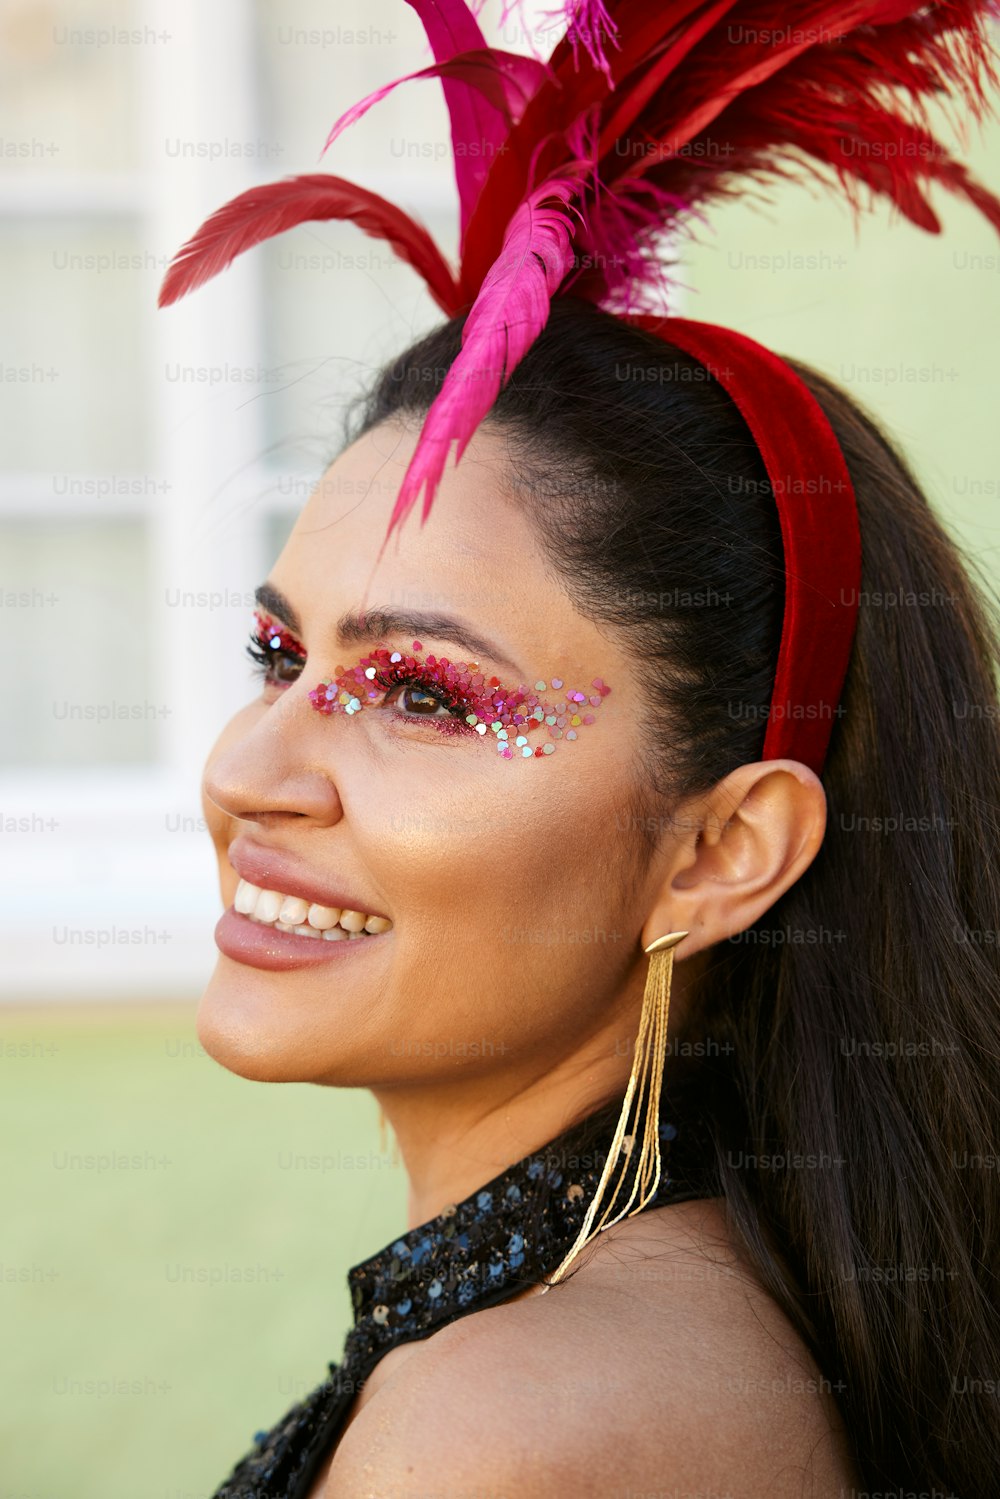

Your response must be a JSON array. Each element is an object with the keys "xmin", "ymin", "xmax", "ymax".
[{"xmin": 233, "ymin": 879, "xmax": 393, "ymax": 942}]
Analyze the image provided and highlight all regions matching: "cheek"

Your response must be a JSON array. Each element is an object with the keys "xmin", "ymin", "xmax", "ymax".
[{"xmin": 354, "ymin": 754, "xmax": 635, "ymax": 991}]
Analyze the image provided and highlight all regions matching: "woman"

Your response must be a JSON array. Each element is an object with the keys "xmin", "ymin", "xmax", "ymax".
[{"xmin": 161, "ymin": 3, "xmax": 1000, "ymax": 1495}]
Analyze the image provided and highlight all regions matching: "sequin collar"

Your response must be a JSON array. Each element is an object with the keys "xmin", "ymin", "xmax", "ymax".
[
  {"xmin": 212, "ymin": 1089, "xmax": 715, "ymax": 1499},
  {"xmin": 338, "ymin": 1089, "xmax": 714, "ymax": 1369}
]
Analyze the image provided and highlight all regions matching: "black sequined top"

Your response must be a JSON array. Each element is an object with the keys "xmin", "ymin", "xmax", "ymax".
[{"xmin": 209, "ymin": 1088, "xmax": 717, "ymax": 1498}]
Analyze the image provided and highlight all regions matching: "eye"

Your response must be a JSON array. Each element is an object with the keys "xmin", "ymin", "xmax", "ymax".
[
  {"xmin": 381, "ymin": 676, "xmax": 468, "ymax": 722},
  {"xmin": 246, "ymin": 612, "xmax": 306, "ymax": 688},
  {"xmin": 246, "ymin": 633, "xmax": 305, "ymax": 685}
]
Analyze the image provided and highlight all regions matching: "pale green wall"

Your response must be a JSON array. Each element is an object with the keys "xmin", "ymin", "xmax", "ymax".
[{"xmin": 678, "ymin": 101, "xmax": 1000, "ymax": 590}]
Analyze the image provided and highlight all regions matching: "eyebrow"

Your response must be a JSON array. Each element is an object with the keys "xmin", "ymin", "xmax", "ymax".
[{"xmin": 254, "ymin": 583, "xmax": 526, "ymax": 680}]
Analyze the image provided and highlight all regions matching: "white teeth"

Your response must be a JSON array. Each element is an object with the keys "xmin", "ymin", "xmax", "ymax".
[
  {"xmin": 232, "ymin": 878, "xmax": 391, "ymax": 942},
  {"xmin": 234, "ymin": 880, "xmax": 257, "ymax": 916},
  {"xmin": 307, "ymin": 902, "xmax": 340, "ymax": 930},
  {"xmin": 279, "ymin": 895, "xmax": 310, "ymax": 926},
  {"xmin": 254, "ymin": 889, "xmax": 283, "ymax": 923}
]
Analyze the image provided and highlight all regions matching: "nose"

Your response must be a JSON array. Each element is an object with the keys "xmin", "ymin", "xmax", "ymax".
[{"xmin": 202, "ymin": 687, "xmax": 345, "ymax": 832}]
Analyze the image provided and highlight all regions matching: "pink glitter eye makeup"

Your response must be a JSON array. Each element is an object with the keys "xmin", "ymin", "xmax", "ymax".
[
  {"xmin": 246, "ymin": 610, "xmax": 307, "ymax": 685},
  {"xmin": 307, "ymin": 640, "xmax": 611, "ymax": 760}
]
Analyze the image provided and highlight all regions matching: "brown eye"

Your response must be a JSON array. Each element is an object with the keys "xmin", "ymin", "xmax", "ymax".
[
  {"xmin": 246, "ymin": 634, "xmax": 305, "ymax": 687},
  {"xmin": 392, "ymin": 682, "xmax": 451, "ymax": 718},
  {"xmin": 268, "ymin": 651, "xmax": 304, "ymax": 685}
]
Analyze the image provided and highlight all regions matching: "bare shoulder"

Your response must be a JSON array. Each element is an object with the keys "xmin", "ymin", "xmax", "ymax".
[{"xmin": 327, "ymin": 1196, "xmax": 859, "ymax": 1497}]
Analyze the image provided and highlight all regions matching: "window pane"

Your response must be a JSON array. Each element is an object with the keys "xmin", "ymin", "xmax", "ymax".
[
  {"xmin": 0, "ymin": 0, "xmax": 141, "ymax": 174},
  {"xmin": 265, "ymin": 506, "xmax": 298, "ymax": 566},
  {"xmin": 259, "ymin": 221, "xmax": 449, "ymax": 458},
  {"xmin": 0, "ymin": 220, "xmax": 150, "ymax": 472},
  {"xmin": 1, "ymin": 517, "xmax": 154, "ymax": 767},
  {"xmin": 254, "ymin": 0, "xmax": 460, "ymax": 459},
  {"xmin": 254, "ymin": 0, "xmax": 424, "ymax": 181}
]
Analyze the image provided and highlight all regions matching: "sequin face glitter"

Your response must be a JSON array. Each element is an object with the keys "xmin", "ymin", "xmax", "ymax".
[
  {"xmin": 305, "ymin": 636, "xmax": 611, "ymax": 761},
  {"xmin": 248, "ymin": 610, "xmax": 307, "ymax": 663}
]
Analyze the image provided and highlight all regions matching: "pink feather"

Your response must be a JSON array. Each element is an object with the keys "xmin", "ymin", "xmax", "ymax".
[
  {"xmin": 322, "ymin": 49, "xmax": 550, "ymax": 157},
  {"xmin": 404, "ymin": 0, "xmax": 546, "ymax": 241},
  {"xmin": 380, "ymin": 174, "xmax": 583, "ymax": 549},
  {"xmin": 551, "ymin": 0, "xmax": 622, "ymax": 81},
  {"xmin": 494, "ymin": 0, "xmax": 622, "ymax": 79},
  {"xmin": 157, "ymin": 0, "xmax": 1000, "ymax": 547}
]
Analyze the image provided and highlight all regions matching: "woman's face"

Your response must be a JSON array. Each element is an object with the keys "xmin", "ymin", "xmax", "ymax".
[{"xmin": 198, "ymin": 422, "xmax": 671, "ymax": 1087}]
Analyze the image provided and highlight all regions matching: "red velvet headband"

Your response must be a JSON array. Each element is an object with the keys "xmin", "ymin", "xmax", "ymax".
[
  {"xmin": 633, "ymin": 316, "xmax": 862, "ymax": 773},
  {"xmin": 158, "ymin": 1, "xmax": 999, "ymax": 779}
]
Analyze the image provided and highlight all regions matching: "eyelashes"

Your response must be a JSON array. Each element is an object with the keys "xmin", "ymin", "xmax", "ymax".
[
  {"xmin": 376, "ymin": 676, "xmax": 477, "ymax": 728},
  {"xmin": 247, "ymin": 614, "xmax": 473, "ymax": 728},
  {"xmin": 246, "ymin": 611, "xmax": 307, "ymax": 686},
  {"xmin": 309, "ymin": 643, "xmax": 485, "ymax": 735},
  {"xmin": 308, "ymin": 640, "xmax": 612, "ymax": 760},
  {"xmin": 246, "ymin": 613, "xmax": 613, "ymax": 758}
]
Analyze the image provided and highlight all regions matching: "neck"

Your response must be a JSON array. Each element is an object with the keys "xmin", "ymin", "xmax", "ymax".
[{"xmin": 372, "ymin": 962, "xmax": 702, "ymax": 1230}]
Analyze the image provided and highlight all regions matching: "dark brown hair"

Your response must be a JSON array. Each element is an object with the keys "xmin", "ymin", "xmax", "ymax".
[{"xmin": 354, "ymin": 297, "xmax": 1000, "ymax": 1494}]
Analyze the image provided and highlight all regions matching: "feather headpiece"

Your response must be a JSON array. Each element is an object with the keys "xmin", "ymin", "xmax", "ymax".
[{"xmin": 159, "ymin": 0, "xmax": 1000, "ymax": 771}]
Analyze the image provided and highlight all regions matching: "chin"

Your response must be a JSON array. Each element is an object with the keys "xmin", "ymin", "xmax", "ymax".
[{"xmin": 195, "ymin": 957, "xmax": 358, "ymax": 1085}]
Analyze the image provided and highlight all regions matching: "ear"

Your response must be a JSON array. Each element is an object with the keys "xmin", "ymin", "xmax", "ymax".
[{"xmin": 641, "ymin": 760, "xmax": 827, "ymax": 959}]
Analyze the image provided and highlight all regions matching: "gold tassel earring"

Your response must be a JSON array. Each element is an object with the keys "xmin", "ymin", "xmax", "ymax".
[{"xmin": 543, "ymin": 930, "xmax": 688, "ymax": 1290}]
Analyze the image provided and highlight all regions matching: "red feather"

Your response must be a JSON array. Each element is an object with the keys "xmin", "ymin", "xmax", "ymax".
[
  {"xmin": 460, "ymin": 0, "xmax": 1000, "ymax": 294},
  {"xmin": 157, "ymin": 0, "xmax": 1000, "ymax": 534},
  {"xmin": 157, "ymin": 173, "xmax": 461, "ymax": 313},
  {"xmin": 596, "ymin": 0, "xmax": 741, "ymax": 154},
  {"xmin": 625, "ymin": 3, "xmax": 1000, "ymax": 236}
]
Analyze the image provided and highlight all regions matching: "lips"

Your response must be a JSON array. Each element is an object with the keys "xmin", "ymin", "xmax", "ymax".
[
  {"xmin": 227, "ymin": 836, "xmax": 388, "ymax": 922},
  {"xmin": 214, "ymin": 907, "xmax": 386, "ymax": 971}
]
